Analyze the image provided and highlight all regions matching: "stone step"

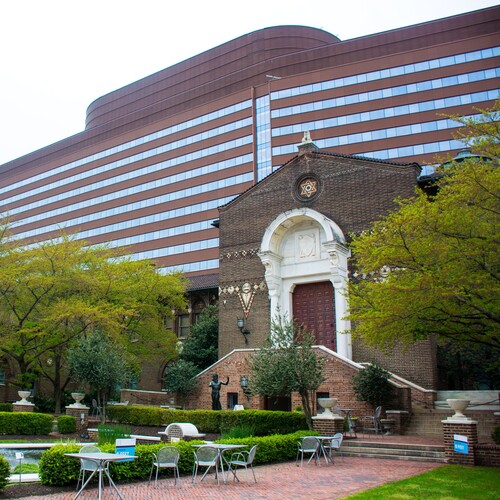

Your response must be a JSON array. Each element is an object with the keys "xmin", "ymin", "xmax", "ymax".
[
  {"xmin": 342, "ymin": 445, "xmax": 444, "ymax": 459},
  {"xmin": 340, "ymin": 451, "xmax": 446, "ymax": 463},
  {"xmin": 344, "ymin": 440, "xmax": 444, "ymax": 452},
  {"xmin": 339, "ymin": 441, "xmax": 446, "ymax": 463}
]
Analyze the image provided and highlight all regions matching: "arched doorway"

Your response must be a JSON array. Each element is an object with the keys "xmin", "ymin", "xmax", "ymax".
[{"xmin": 259, "ymin": 208, "xmax": 352, "ymax": 358}]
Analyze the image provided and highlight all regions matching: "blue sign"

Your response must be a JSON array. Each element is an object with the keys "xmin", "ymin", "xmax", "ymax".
[
  {"xmin": 453, "ymin": 434, "xmax": 469, "ymax": 455},
  {"xmin": 115, "ymin": 438, "xmax": 136, "ymax": 462}
]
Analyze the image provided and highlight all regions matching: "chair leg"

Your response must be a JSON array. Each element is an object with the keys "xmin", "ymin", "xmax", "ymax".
[{"xmin": 250, "ymin": 464, "xmax": 257, "ymax": 483}]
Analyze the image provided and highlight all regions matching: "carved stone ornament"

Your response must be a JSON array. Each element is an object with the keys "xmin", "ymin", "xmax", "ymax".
[
  {"xmin": 295, "ymin": 174, "xmax": 321, "ymax": 202},
  {"xmin": 238, "ymin": 282, "xmax": 256, "ymax": 319},
  {"xmin": 299, "ymin": 178, "xmax": 318, "ymax": 198}
]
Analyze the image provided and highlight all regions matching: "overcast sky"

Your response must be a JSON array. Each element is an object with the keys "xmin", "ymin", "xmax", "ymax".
[{"xmin": 0, "ymin": 0, "xmax": 497, "ymax": 166}]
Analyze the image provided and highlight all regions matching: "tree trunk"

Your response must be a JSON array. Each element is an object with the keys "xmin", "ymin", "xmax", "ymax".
[{"xmin": 300, "ymin": 390, "xmax": 314, "ymax": 430}]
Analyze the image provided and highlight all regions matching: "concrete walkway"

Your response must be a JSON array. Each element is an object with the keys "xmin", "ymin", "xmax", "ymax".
[{"xmin": 23, "ymin": 455, "xmax": 444, "ymax": 499}]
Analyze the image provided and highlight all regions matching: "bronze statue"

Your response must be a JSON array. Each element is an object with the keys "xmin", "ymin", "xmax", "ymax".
[{"xmin": 209, "ymin": 373, "xmax": 229, "ymax": 410}]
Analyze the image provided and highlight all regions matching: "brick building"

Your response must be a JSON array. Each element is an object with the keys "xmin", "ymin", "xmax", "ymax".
[{"xmin": 183, "ymin": 137, "xmax": 435, "ymax": 412}]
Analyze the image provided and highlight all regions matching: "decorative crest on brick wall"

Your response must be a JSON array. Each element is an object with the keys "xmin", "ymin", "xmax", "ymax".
[
  {"xmin": 220, "ymin": 247, "xmax": 259, "ymax": 260},
  {"xmin": 219, "ymin": 281, "xmax": 267, "ymax": 318}
]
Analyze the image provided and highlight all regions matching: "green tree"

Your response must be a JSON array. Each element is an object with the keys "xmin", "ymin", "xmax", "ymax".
[
  {"xmin": 67, "ymin": 330, "xmax": 137, "ymax": 421},
  {"xmin": 0, "ymin": 226, "xmax": 187, "ymax": 412},
  {"xmin": 347, "ymin": 104, "xmax": 499, "ymax": 355},
  {"xmin": 352, "ymin": 363, "xmax": 393, "ymax": 408},
  {"xmin": 180, "ymin": 305, "xmax": 218, "ymax": 369},
  {"xmin": 249, "ymin": 314, "xmax": 325, "ymax": 430},
  {"xmin": 162, "ymin": 359, "xmax": 199, "ymax": 408}
]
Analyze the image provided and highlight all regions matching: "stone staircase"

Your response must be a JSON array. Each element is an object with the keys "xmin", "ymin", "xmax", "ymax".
[{"xmin": 340, "ymin": 440, "xmax": 446, "ymax": 463}]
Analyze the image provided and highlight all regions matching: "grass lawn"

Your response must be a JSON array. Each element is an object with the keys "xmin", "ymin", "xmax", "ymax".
[{"xmin": 345, "ymin": 465, "xmax": 500, "ymax": 499}]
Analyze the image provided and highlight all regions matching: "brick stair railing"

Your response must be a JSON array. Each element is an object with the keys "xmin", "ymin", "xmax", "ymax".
[{"xmin": 404, "ymin": 408, "xmax": 496, "ymax": 440}]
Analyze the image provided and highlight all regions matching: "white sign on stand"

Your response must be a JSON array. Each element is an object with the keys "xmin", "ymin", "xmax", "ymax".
[{"xmin": 115, "ymin": 438, "xmax": 136, "ymax": 462}]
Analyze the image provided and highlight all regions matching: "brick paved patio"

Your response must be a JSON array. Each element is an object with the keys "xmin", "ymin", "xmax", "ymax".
[{"xmin": 24, "ymin": 455, "xmax": 444, "ymax": 499}]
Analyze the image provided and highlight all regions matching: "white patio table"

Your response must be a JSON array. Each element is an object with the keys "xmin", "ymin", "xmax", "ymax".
[{"xmin": 65, "ymin": 451, "xmax": 136, "ymax": 500}]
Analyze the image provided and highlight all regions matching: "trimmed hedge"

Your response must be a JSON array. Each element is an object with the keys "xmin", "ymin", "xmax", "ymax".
[
  {"xmin": 39, "ymin": 430, "xmax": 314, "ymax": 486},
  {"xmin": 0, "ymin": 456, "xmax": 10, "ymax": 490},
  {"xmin": 0, "ymin": 403, "xmax": 12, "ymax": 413},
  {"xmin": 0, "ymin": 411, "xmax": 53, "ymax": 435},
  {"xmin": 58, "ymin": 415, "xmax": 76, "ymax": 434},
  {"xmin": 106, "ymin": 406, "xmax": 307, "ymax": 435}
]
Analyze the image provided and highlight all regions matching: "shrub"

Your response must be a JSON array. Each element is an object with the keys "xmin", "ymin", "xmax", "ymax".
[
  {"xmin": 0, "ymin": 456, "xmax": 9, "ymax": 490},
  {"xmin": 353, "ymin": 363, "xmax": 393, "ymax": 408},
  {"xmin": 106, "ymin": 406, "xmax": 307, "ymax": 435},
  {"xmin": 220, "ymin": 424, "xmax": 256, "ymax": 439},
  {"xmin": 58, "ymin": 415, "xmax": 76, "ymax": 434},
  {"xmin": 97, "ymin": 424, "xmax": 131, "ymax": 445},
  {"xmin": 34, "ymin": 391, "xmax": 74, "ymax": 413},
  {"xmin": 492, "ymin": 425, "xmax": 500, "ymax": 445},
  {"xmin": 39, "ymin": 430, "xmax": 313, "ymax": 486},
  {"xmin": 13, "ymin": 463, "xmax": 39, "ymax": 474},
  {"xmin": 0, "ymin": 411, "xmax": 53, "ymax": 435},
  {"xmin": 0, "ymin": 403, "xmax": 12, "ymax": 412}
]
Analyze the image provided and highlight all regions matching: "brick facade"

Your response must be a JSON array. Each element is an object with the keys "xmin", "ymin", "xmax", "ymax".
[{"xmin": 183, "ymin": 346, "xmax": 411, "ymax": 422}]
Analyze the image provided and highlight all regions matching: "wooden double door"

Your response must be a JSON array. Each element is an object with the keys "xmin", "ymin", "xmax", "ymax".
[{"xmin": 292, "ymin": 281, "xmax": 336, "ymax": 350}]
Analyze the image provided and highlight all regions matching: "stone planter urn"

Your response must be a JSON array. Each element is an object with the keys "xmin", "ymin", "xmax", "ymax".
[
  {"xmin": 317, "ymin": 397, "xmax": 338, "ymax": 418},
  {"xmin": 447, "ymin": 398, "xmax": 470, "ymax": 419},
  {"xmin": 70, "ymin": 392, "xmax": 86, "ymax": 407},
  {"xmin": 17, "ymin": 390, "xmax": 32, "ymax": 404}
]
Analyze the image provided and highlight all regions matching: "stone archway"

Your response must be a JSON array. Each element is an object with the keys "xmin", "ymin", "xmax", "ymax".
[{"xmin": 258, "ymin": 208, "xmax": 352, "ymax": 358}]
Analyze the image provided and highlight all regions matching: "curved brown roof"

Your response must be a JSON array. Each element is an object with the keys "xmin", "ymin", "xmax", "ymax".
[{"xmin": 85, "ymin": 26, "xmax": 339, "ymax": 130}]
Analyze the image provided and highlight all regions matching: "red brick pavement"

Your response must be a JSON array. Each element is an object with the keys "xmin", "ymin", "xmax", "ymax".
[{"xmin": 23, "ymin": 456, "xmax": 444, "ymax": 499}]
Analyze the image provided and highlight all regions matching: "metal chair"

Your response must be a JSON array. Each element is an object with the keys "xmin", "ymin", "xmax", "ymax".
[
  {"xmin": 362, "ymin": 406, "xmax": 383, "ymax": 435},
  {"xmin": 323, "ymin": 432, "xmax": 344, "ymax": 462},
  {"xmin": 296, "ymin": 436, "xmax": 320, "ymax": 466},
  {"xmin": 76, "ymin": 445, "xmax": 103, "ymax": 491},
  {"xmin": 149, "ymin": 446, "xmax": 180, "ymax": 486},
  {"xmin": 192, "ymin": 445, "xmax": 220, "ymax": 484},
  {"xmin": 228, "ymin": 445, "xmax": 258, "ymax": 482},
  {"xmin": 91, "ymin": 399, "xmax": 102, "ymax": 417}
]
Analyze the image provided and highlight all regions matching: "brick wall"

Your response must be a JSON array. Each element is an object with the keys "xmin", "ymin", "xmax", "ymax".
[
  {"xmin": 120, "ymin": 389, "xmax": 170, "ymax": 406},
  {"xmin": 353, "ymin": 338, "xmax": 438, "ymax": 390},
  {"xmin": 183, "ymin": 347, "xmax": 412, "ymax": 422},
  {"xmin": 475, "ymin": 443, "xmax": 500, "ymax": 467}
]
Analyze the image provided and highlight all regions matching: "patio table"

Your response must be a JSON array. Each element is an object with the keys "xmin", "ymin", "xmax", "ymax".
[{"xmin": 65, "ymin": 451, "xmax": 136, "ymax": 500}]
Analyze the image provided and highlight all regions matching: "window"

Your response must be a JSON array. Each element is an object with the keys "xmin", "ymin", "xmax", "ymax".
[
  {"xmin": 227, "ymin": 393, "xmax": 239, "ymax": 409},
  {"xmin": 179, "ymin": 314, "xmax": 190, "ymax": 339}
]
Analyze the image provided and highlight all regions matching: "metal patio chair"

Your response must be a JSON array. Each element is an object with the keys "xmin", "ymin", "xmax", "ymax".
[
  {"xmin": 76, "ymin": 445, "xmax": 103, "ymax": 491},
  {"xmin": 362, "ymin": 406, "xmax": 383, "ymax": 435},
  {"xmin": 192, "ymin": 445, "xmax": 220, "ymax": 484},
  {"xmin": 323, "ymin": 432, "xmax": 344, "ymax": 462},
  {"xmin": 228, "ymin": 444, "xmax": 258, "ymax": 482},
  {"xmin": 149, "ymin": 446, "xmax": 180, "ymax": 486},
  {"xmin": 296, "ymin": 436, "xmax": 320, "ymax": 466},
  {"xmin": 91, "ymin": 399, "xmax": 102, "ymax": 417}
]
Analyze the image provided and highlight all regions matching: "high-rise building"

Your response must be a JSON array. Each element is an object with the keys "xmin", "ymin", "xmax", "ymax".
[{"xmin": 1, "ymin": 6, "xmax": 498, "ymax": 339}]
